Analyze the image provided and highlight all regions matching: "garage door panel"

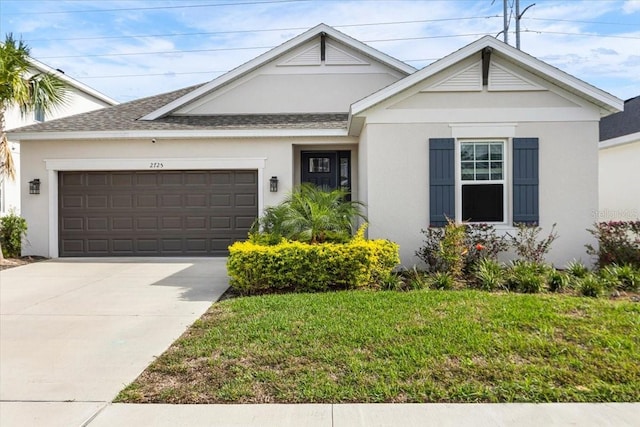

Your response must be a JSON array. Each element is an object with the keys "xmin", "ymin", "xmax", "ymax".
[
  {"xmin": 112, "ymin": 194, "xmax": 133, "ymax": 208},
  {"xmin": 87, "ymin": 195, "xmax": 108, "ymax": 209},
  {"xmin": 112, "ymin": 217, "xmax": 134, "ymax": 231},
  {"xmin": 87, "ymin": 217, "xmax": 108, "ymax": 231},
  {"xmin": 59, "ymin": 170, "xmax": 257, "ymax": 256},
  {"xmin": 87, "ymin": 173, "xmax": 109, "ymax": 186},
  {"xmin": 111, "ymin": 173, "xmax": 133, "ymax": 187},
  {"xmin": 61, "ymin": 195, "xmax": 84, "ymax": 209}
]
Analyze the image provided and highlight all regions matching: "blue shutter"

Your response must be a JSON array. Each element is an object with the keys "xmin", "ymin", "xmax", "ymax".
[
  {"xmin": 429, "ymin": 138, "xmax": 455, "ymax": 226},
  {"xmin": 512, "ymin": 138, "xmax": 539, "ymax": 225}
]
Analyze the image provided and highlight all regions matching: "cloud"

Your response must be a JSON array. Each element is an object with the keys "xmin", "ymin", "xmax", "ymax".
[
  {"xmin": 623, "ymin": 0, "xmax": 640, "ymax": 13},
  {"xmin": 3, "ymin": 0, "xmax": 639, "ymax": 102}
]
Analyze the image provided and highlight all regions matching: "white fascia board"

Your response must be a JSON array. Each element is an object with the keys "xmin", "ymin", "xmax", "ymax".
[
  {"xmin": 350, "ymin": 35, "xmax": 623, "ymax": 117},
  {"xmin": 28, "ymin": 57, "xmax": 119, "ymax": 106},
  {"xmin": 140, "ymin": 24, "xmax": 416, "ymax": 121},
  {"xmin": 599, "ymin": 132, "xmax": 640, "ymax": 150},
  {"xmin": 9, "ymin": 128, "xmax": 348, "ymax": 141}
]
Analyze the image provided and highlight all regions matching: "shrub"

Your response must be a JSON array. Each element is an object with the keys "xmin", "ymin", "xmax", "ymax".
[
  {"xmin": 430, "ymin": 271, "xmax": 456, "ymax": 290},
  {"xmin": 0, "ymin": 210, "xmax": 28, "ymax": 258},
  {"xmin": 508, "ymin": 223, "xmax": 558, "ymax": 264},
  {"xmin": 227, "ymin": 230, "xmax": 399, "ymax": 294},
  {"xmin": 576, "ymin": 274, "xmax": 605, "ymax": 298},
  {"xmin": 472, "ymin": 258, "xmax": 505, "ymax": 291},
  {"xmin": 506, "ymin": 261, "xmax": 548, "ymax": 294},
  {"xmin": 396, "ymin": 266, "xmax": 430, "ymax": 291},
  {"xmin": 586, "ymin": 221, "xmax": 640, "ymax": 269},
  {"xmin": 547, "ymin": 269, "xmax": 570, "ymax": 293},
  {"xmin": 416, "ymin": 222, "xmax": 507, "ymax": 276},
  {"xmin": 599, "ymin": 264, "xmax": 640, "ymax": 292},
  {"xmin": 250, "ymin": 184, "xmax": 366, "ymax": 244},
  {"xmin": 438, "ymin": 220, "xmax": 467, "ymax": 279},
  {"xmin": 464, "ymin": 223, "xmax": 509, "ymax": 268},
  {"xmin": 565, "ymin": 260, "xmax": 589, "ymax": 278}
]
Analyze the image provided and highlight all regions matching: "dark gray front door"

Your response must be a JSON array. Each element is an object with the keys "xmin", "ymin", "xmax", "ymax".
[
  {"xmin": 301, "ymin": 151, "xmax": 351, "ymax": 193},
  {"xmin": 58, "ymin": 170, "xmax": 257, "ymax": 256}
]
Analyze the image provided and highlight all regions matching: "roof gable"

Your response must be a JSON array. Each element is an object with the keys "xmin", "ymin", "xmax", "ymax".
[
  {"xmin": 140, "ymin": 24, "xmax": 415, "ymax": 120},
  {"xmin": 350, "ymin": 35, "xmax": 623, "ymax": 120}
]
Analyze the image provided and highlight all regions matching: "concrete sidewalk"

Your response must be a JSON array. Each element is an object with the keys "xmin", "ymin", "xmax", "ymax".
[
  {"xmin": 1, "ymin": 402, "xmax": 638, "ymax": 426},
  {"xmin": 1, "ymin": 259, "xmax": 638, "ymax": 426}
]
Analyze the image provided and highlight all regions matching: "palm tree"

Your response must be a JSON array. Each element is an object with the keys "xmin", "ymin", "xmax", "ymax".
[
  {"xmin": 254, "ymin": 184, "xmax": 367, "ymax": 244},
  {"xmin": 0, "ymin": 33, "xmax": 68, "ymax": 260}
]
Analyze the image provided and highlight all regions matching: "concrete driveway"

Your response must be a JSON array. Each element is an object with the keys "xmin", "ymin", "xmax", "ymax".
[{"xmin": 0, "ymin": 257, "xmax": 228, "ymax": 426}]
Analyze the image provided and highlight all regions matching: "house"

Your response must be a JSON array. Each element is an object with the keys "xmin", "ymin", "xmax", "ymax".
[
  {"xmin": 1, "ymin": 57, "xmax": 118, "ymax": 215},
  {"xmin": 8, "ymin": 24, "xmax": 622, "ymax": 267},
  {"xmin": 599, "ymin": 95, "xmax": 640, "ymax": 221}
]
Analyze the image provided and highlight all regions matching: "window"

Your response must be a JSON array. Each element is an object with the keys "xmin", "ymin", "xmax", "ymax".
[
  {"xmin": 459, "ymin": 141, "xmax": 505, "ymax": 222},
  {"xmin": 34, "ymin": 106, "xmax": 45, "ymax": 122},
  {"xmin": 309, "ymin": 157, "xmax": 330, "ymax": 173}
]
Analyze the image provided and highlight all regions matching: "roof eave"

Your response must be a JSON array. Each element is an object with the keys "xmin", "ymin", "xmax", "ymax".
[
  {"xmin": 28, "ymin": 57, "xmax": 119, "ymax": 106},
  {"xmin": 8, "ymin": 128, "xmax": 350, "ymax": 141},
  {"xmin": 140, "ymin": 24, "xmax": 416, "ymax": 121},
  {"xmin": 350, "ymin": 35, "xmax": 623, "ymax": 118}
]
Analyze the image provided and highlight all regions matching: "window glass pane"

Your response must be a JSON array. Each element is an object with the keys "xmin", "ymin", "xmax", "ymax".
[
  {"xmin": 462, "ymin": 184, "xmax": 504, "ymax": 222},
  {"xmin": 490, "ymin": 144, "xmax": 502, "ymax": 160},
  {"xmin": 461, "ymin": 144, "xmax": 474, "ymax": 161},
  {"xmin": 490, "ymin": 162, "xmax": 503, "ymax": 180},
  {"xmin": 340, "ymin": 157, "xmax": 349, "ymax": 187},
  {"xmin": 309, "ymin": 158, "xmax": 330, "ymax": 173},
  {"xmin": 475, "ymin": 144, "xmax": 489, "ymax": 160},
  {"xmin": 476, "ymin": 162, "xmax": 489, "ymax": 180},
  {"xmin": 461, "ymin": 162, "xmax": 474, "ymax": 180}
]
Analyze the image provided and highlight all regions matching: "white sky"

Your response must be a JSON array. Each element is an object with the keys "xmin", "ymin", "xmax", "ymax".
[{"xmin": 1, "ymin": 0, "xmax": 639, "ymax": 103}]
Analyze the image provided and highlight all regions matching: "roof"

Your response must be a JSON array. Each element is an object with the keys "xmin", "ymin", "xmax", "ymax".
[
  {"xmin": 139, "ymin": 23, "xmax": 416, "ymax": 121},
  {"xmin": 8, "ymin": 83, "xmax": 347, "ymax": 136},
  {"xmin": 350, "ymin": 35, "xmax": 623, "ymax": 120},
  {"xmin": 29, "ymin": 57, "xmax": 118, "ymax": 106},
  {"xmin": 600, "ymin": 96, "xmax": 640, "ymax": 141}
]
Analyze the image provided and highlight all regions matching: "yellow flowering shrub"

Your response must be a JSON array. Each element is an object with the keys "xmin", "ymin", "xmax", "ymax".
[{"xmin": 227, "ymin": 230, "xmax": 399, "ymax": 294}]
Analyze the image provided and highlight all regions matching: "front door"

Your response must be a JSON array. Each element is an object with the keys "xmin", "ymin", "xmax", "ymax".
[{"xmin": 301, "ymin": 151, "xmax": 351, "ymax": 194}]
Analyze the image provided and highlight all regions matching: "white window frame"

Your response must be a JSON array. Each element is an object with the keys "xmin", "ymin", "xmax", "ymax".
[{"xmin": 455, "ymin": 138, "xmax": 510, "ymax": 225}]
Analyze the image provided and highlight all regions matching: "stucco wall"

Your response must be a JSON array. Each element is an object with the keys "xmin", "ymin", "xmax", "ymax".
[
  {"xmin": 361, "ymin": 120, "xmax": 600, "ymax": 268},
  {"xmin": 598, "ymin": 140, "xmax": 640, "ymax": 221},
  {"xmin": 20, "ymin": 136, "xmax": 356, "ymax": 256},
  {"xmin": 3, "ymin": 87, "xmax": 114, "ymax": 215}
]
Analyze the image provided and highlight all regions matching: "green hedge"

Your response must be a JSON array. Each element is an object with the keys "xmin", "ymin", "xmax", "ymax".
[{"xmin": 227, "ymin": 236, "xmax": 400, "ymax": 294}]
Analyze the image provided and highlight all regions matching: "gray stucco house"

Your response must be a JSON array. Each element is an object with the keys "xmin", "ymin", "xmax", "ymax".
[{"xmin": 9, "ymin": 24, "xmax": 622, "ymax": 266}]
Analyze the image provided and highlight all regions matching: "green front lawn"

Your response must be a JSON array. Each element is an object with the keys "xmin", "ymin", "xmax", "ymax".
[{"xmin": 116, "ymin": 290, "xmax": 639, "ymax": 403}]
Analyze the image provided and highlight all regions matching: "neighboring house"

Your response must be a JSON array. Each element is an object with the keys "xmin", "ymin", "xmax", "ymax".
[
  {"xmin": 599, "ymin": 95, "xmax": 640, "ymax": 221},
  {"xmin": 8, "ymin": 24, "xmax": 622, "ymax": 267},
  {"xmin": 1, "ymin": 57, "xmax": 117, "ymax": 214}
]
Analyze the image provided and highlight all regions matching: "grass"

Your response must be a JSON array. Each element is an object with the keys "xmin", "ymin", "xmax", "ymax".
[{"xmin": 116, "ymin": 290, "xmax": 640, "ymax": 404}]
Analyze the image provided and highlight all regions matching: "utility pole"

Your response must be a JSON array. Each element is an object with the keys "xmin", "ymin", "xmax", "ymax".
[
  {"xmin": 516, "ymin": 0, "xmax": 536, "ymax": 50},
  {"xmin": 503, "ymin": 0, "xmax": 509, "ymax": 44}
]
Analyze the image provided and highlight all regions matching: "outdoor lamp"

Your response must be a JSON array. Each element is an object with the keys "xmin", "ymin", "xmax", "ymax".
[
  {"xmin": 269, "ymin": 176, "xmax": 278, "ymax": 192},
  {"xmin": 29, "ymin": 179, "xmax": 41, "ymax": 195}
]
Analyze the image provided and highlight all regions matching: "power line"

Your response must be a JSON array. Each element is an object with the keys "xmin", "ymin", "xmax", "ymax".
[
  {"xmin": 522, "ymin": 29, "xmax": 640, "ymax": 39},
  {"xmin": 24, "ymin": 16, "xmax": 501, "ymax": 42},
  {"xmin": 524, "ymin": 17, "xmax": 640, "ymax": 27},
  {"xmin": 36, "ymin": 32, "xmax": 492, "ymax": 59},
  {"xmin": 2, "ymin": 0, "xmax": 311, "ymax": 15}
]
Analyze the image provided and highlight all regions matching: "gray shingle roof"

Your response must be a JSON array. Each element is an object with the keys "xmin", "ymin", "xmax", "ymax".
[
  {"xmin": 600, "ymin": 96, "xmax": 640, "ymax": 141},
  {"xmin": 9, "ymin": 83, "xmax": 349, "ymax": 134}
]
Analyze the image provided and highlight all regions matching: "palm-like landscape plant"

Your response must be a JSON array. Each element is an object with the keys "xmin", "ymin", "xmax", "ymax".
[
  {"xmin": 0, "ymin": 33, "xmax": 68, "ymax": 259},
  {"xmin": 253, "ymin": 184, "xmax": 366, "ymax": 244}
]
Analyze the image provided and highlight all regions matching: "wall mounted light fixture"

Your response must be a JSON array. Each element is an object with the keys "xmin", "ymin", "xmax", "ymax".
[
  {"xmin": 269, "ymin": 176, "xmax": 278, "ymax": 192},
  {"xmin": 29, "ymin": 179, "xmax": 41, "ymax": 195}
]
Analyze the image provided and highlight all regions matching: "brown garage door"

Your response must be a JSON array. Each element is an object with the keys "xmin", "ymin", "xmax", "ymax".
[{"xmin": 58, "ymin": 170, "xmax": 258, "ymax": 256}]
